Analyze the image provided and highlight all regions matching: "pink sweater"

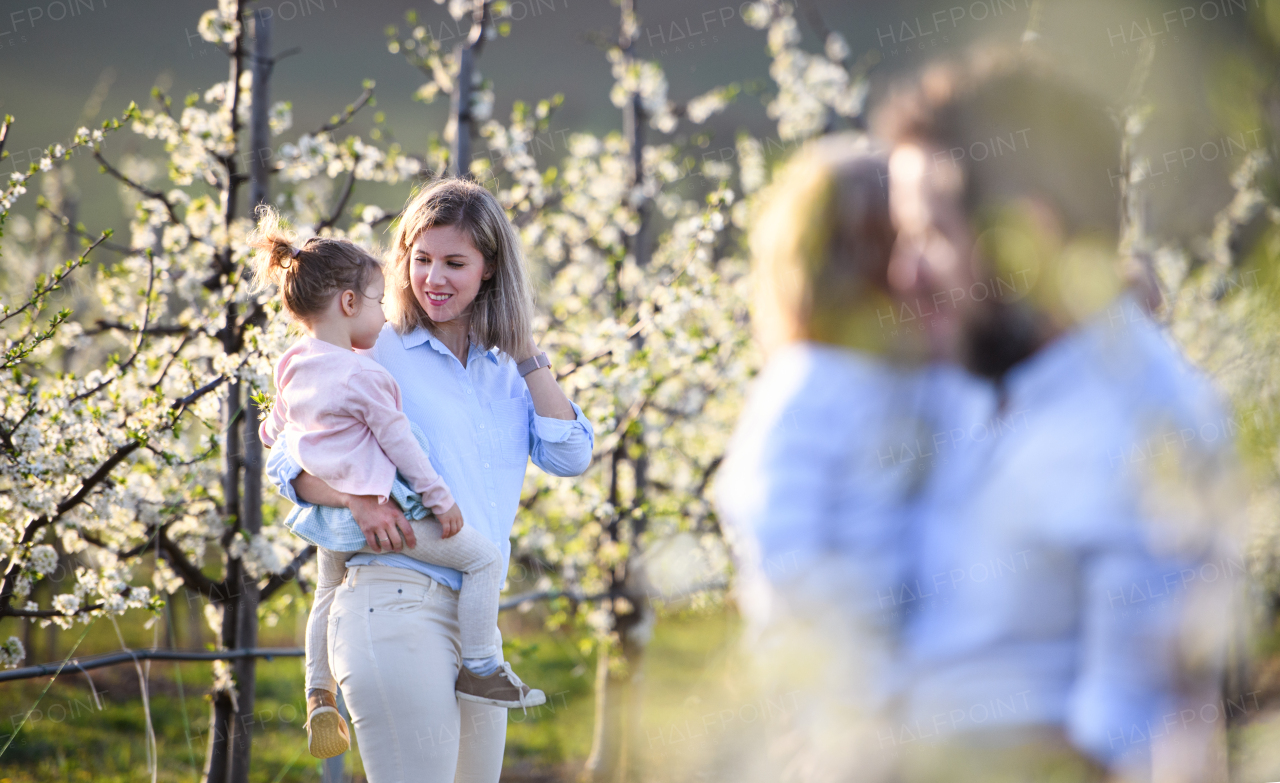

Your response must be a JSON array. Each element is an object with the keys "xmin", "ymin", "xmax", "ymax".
[{"xmin": 259, "ymin": 336, "xmax": 455, "ymax": 515}]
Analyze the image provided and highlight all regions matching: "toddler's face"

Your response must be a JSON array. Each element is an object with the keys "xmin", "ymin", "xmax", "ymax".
[{"xmin": 351, "ymin": 272, "xmax": 387, "ymax": 350}]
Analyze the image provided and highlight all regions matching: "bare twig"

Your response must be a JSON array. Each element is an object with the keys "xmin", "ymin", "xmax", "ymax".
[
  {"xmin": 151, "ymin": 87, "xmax": 174, "ymax": 119},
  {"xmin": 553, "ymin": 318, "xmax": 645, "ymax": 380},
  {"xmin": 0, "ymin": 232, "xmax": 110, "ymax": 327},
  {"xmin": 94, "ymin": 151, "xmax": 183, "ymax": 225},
  {"xmin": 794, "ymin": 0, "xmax": 832, "ymax": 47},
  {"xmin": 149, "ymin": 332, "xmax": 195, "ymax": 390},
  {"xmin": 38, "ymin": 203, "xmax": 139, "ymax": 255},
  {"xmin": 315, "ymin": 86, "xmax": 375, "ymax": 134},
  {"xmin": 370, "ymin": 209, "xmax": 401, "ymax": 229},
  {"xmin": 71, "ymin": 252, "xmax": 157, "ymax": 403},
  {"xmin": 85, "ymin": 321, "xmax": 191, "ymax": 337},
  {"xmin": 693, "ymin": 454, "xmax": 724, "ymax": 500},
  {"xmin": 313, "ymin": 166, "xmax": 357, "ymax": 233}
]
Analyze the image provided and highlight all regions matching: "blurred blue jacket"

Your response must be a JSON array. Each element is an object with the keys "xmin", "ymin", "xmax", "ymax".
[
  {"xmin": 896, "ymin": 295, "xmax": 1238, "ymax": 770},
  {"xmin": 717, "ymin": 297, "xmax": 1239, "ymax": 773}
]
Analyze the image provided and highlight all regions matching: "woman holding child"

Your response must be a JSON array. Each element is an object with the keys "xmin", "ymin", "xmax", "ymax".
[{"xmin": 258, "ymin": 178, "xmax": 594, "ymax": 782}]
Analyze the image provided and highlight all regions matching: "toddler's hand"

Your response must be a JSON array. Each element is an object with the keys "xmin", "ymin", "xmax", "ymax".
[{"xmin": 437, "ymin": 503, "xmax": 464, "ymax": 538}]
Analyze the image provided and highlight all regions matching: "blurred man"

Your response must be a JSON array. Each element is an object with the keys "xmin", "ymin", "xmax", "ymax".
[{"xmin": 874, "ymin": 48, "xmax": 1242, "ymax": 783}]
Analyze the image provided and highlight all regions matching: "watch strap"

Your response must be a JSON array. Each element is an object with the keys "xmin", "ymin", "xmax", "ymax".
[{"xmin": 517, "ymin": 351, "xmax": 550, "ymax": 377}]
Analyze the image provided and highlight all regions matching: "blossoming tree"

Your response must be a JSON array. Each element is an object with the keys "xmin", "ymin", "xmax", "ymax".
[
  {"xmin": 387, "ymin": 0, "xmax": 866, "ymax": 777},
  {"xmin": 0, "ymin": 1, "xmax": 425, "ymax": 778},
  {"xmin": 2, "ymin": 0, "xmax": 902, "ymax": 779}
]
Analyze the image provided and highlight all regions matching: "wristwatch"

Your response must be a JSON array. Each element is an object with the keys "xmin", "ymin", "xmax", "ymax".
[{"xmin": 516, "ymin": 351, "xmax": 551, "ymax": 377}]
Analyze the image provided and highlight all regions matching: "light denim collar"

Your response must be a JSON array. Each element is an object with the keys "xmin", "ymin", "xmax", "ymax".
[{"xmin": 398, "ymin": 326, "xmax": 501, "ymax": 366}]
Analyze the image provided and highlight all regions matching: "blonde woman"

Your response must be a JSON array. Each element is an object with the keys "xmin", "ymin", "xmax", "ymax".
[
  {"xmin": 266, "ymin": 178, "xmax": 594, "ymax": 782},
  {"xmin": 713, "ymin": 135, "xmax": 988, "ymax": 783},
  {"xmin": 718, "ymin": 134, "xmax": 930, "ymax": 627}
]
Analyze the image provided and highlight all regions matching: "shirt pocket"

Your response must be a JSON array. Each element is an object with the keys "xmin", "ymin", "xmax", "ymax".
[
  {"xmin": 367, "ymin": 582, "xmax": 431, "ymax": 613},
  {"xmin": 488, "ymin": 396, "xmax": 531, "ymax": 465}
]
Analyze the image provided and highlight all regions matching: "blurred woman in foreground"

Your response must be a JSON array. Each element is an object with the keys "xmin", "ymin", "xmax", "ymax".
[{"xmin": 714, "ymin": 134, "xmax": 980, "ymax": 783}]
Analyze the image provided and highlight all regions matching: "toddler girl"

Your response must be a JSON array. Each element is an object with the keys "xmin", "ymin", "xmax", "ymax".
[{"xmin": 249, "ymin": 207, "xmax": 545, "ymax": 760}]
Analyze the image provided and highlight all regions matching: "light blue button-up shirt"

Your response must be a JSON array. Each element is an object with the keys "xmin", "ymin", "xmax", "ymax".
[
  {"xmin": 715, "ymin": 342, "xmax": 990, "ymax": 714},
  {"xmin": 717, "ymin": 298, "xmax": 1237, "ymax": 772},
  {"xmin": 898, "ymin": 297, "xmax": 1236, "ymax": 769},
  {"xmin": 266, "ymin": 323, "xmax": 595, "ymax": 590}
]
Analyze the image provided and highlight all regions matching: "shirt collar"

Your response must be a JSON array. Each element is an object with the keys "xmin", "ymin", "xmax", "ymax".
[
  {"xmin": 399, "ymin": 326, "xmax": 501, "ymax": 365},
  {"xmin": 1001, "ymin": 295, "xmax": 1139, "ymax": 410}
]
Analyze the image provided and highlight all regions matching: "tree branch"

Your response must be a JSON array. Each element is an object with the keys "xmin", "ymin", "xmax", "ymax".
[
  {"xmin": 85, "ymin": 320, "xmax": 192, "ymax": 337},
  {"xmin": 313, "ymin": 166, "xmax": 357, "ymax": 233},
  {"xmin": 149, "ymin": 331, "xmax": 196, "ymax": 390},
  {"xmin": 38, "ymin": 203, "xmax": 141, "ymax": 255},
  {"xmin": 156, "ymin": 526, "xmax": 223, "ymax": 599},
  {"xmin": 369, "ymin": 209, "xmax": 400, "ymax": 229},
  {"xmin": 5, "ymin": 601, "xmax": 105, "ymax": 619},
  {"xmin": 258, "ymin": 545, "xmax": 316, "ymax": 601},
  {"xmin": 94, "ymin": 150, "xmax": 182, "ymax": 225},
  {"xmin": 0, "ymin": 375, "xmax": 226, "ymax": 613},
  {"xmin": 71, "ymin": 252, "xmax": 157, "ymax": 403},
  {"xmin": 693, "ymin": 454, "xmax": 723, "ymax": 500},
  {"xmin": 0, "ymin": 232, "xmax": 110, "ymax": 327},
  {"xmin": 315, "ymin": 86, "xmax": 375, "ymax": 134}
]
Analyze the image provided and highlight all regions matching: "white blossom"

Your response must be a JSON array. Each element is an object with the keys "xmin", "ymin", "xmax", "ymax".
[
  {"xmin": 0, "ymin": 638, "xmax": 24, "ymax": 669},
  {"xmin": 27, "ymin": 545, "xmax": 57, "ymax": 576},
  {"xmin": 52, "ymin": 593, "xmax": 80, "ymax": 616}
]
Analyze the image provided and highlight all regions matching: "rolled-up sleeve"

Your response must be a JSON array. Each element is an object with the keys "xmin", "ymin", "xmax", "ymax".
[
  {"xmin": 265, "ymin": 432, "xmax": 311, "ymax": 508},
  {"xmin": 1068, "ymin": 543, "xmax": 1186, "ymax": 771},
  {"xmin": 529, "ymin": 397, "xmax": 594, "ymax": 477}
]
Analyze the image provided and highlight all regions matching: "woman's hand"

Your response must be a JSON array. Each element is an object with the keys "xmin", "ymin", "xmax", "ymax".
[
  {"xmin": 518, "ymin": 336, "xmax": 575, "ymax": 421},
  {"xmin": 513, "ymin": 334, "xmax": 540, "ymax": 363},
  {"xmin": 348, "ymin": 495, "xmax": 418, "ymax": 553},
  {"xmin": 292, "ymin": 471, "xmax": 417, "ymax": 552}
]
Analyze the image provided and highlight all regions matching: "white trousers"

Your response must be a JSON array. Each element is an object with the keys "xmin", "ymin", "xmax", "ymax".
[
  {"xmin": 329, "ymin": 564, "xmax": 507, "ymax": 783},
  {"xmin": 305, "ymin": 519, "xmax": 502, "ymax": 693}
]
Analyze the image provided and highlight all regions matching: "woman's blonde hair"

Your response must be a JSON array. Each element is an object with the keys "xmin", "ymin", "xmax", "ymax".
[
  {"xmin": 248, "ymin": 205, "xmax": 383, "ymax": 323},
  {"xmin": 749, "ymin": 134, "xmax": 897, "ymax": 357},
  {"xmin": 385, "ymin": 178, "xmax": 533, "ymax": 358}
]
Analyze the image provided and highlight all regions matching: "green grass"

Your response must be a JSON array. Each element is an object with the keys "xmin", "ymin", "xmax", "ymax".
[
  {"xmin": 0, "ymin": 656, "xmax": 319, "ymax": 783},
  {"xmin": 0, "ymin": 596, "xmax": 742, "ymax": 782}
]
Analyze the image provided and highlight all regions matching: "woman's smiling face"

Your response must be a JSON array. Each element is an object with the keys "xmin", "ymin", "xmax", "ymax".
[{"xmin": 409, "ymin": 224, "xmax": 492, "ymax": 325}]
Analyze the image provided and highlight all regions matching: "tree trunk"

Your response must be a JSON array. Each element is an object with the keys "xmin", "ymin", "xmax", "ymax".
[
  {"xmin": 204, "ymin": 562, "xmax": 238, "ymax": 783},
  {"xmin": 227, "ymin": 11, "xmax": 272, "ymax": 783},
  {"xmin": 583, "ymin": 4, "xmax": 654, "ymax": 779},
  {"xmin": 186, "ymin": 588, "xmax": 204, "ymax": 649},
  {"xmin": 449, "ymin": 42, "xmax": 473, "ymax": 177},
  {"xmin": 449, "ymin": 1, "xmax": 493, "ymax": 177},
  {"xmin": 582, "ymin": 575, "xmax": 650, "ymax": 783},
  {"xmin": 203, "ymin": 0, "xmax": 250, "ymax": 771}
]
